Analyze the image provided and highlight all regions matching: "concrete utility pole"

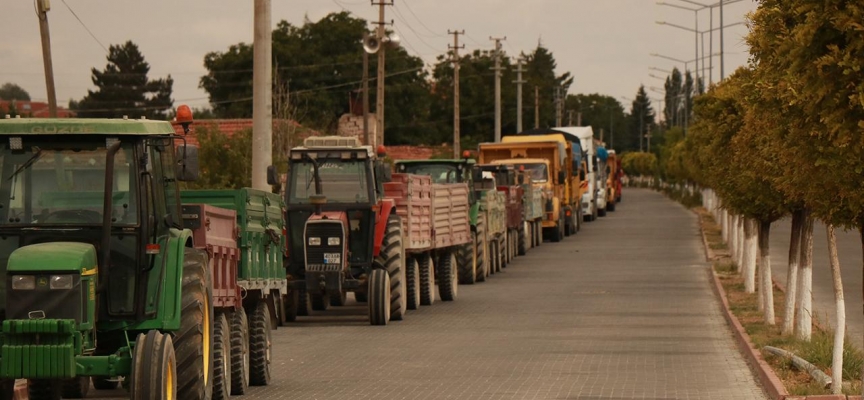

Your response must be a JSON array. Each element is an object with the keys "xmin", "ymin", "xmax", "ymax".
[
  {"xmin": 252, "ymin": 0, "xmax": 272, "ymax": 190},
  {"xmin": 36, "ymin": 0, "xmax": 57, "ymax": 118},
  {"xmin": 534, "ymin": 86, "xmax": 540, "ymax": 129},
  {"xmin": 449, "ymin": 30, "xmax": 465, "ymax": 157},
  {"xmin": 554, "ymin": 86, "xmax": 563, "ymax": 127},
  {"xmin": 719, "ymin": 0, "xmax": 725, "ymax": 80},
  {"xmin": 513, "ymin": 57, "xmax": 526, "ymax": 134},
  {"xmin": 374, "ymin": 0, "xmax": 393, "ymax": 147},
  {"xmin": 490, "ymin": 36, "xmax": 506, "ymax": 142},
  {"xmin": 567, "ymin": 110, "xmax": 574, "ymax": 126},
  {"xmin": 577, "ymin": 112, "xmax": 582, "ymax": 126},
  {"xmin": 362, "ymin": 33, "xmax": 370, "ymax": 146}
]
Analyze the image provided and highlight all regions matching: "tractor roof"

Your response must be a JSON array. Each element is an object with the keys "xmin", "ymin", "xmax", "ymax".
[{"xmin": 0, "ymin": 118, "xmax": 176, "ymax": 135}]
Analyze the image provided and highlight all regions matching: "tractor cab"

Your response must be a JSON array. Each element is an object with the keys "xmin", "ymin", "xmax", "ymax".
[
  {"xmin": 279, "ymin": 136, "xmax": 391, "ymax": 301},
  {"xmin": 0, "ymin": 116, "xmax": 206, "ymax": 397}
]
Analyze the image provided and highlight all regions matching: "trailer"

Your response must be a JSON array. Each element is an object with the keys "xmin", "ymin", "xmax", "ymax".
[
  {"xmin": 383, "ymin": 173, "xmax": 471, "ymax": 308},
  {"xmin": 473, "ymin": 174, "xmax": 507, "ymax": 274},
  {"xmin": 516, "ymin": 170, "xmax": 544, "ymax": 252},
  {"xmin": 180, "ymin": 188, "xmax": 288, "ymax": 397},
  {"xmin": 475, "ymin": 164, "xmax": 524, "ymax": 266}
]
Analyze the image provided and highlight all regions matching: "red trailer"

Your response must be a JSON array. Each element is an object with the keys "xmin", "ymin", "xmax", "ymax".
[{"xmin": 475, "ymin": 164, "xmax": 524, "ymax": 266}]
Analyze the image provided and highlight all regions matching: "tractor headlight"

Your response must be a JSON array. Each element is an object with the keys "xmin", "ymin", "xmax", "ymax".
[
  {"xmin": 49, "ymin": 275, "xmax": 74, "ymax": 290},
  {"xmin": 308, "ymin": 237, "xmax": 321, "ymax": 246},
  {"xmin": 328, "ymin": 237, "xmax": 341, "ymax": 246},
  {"xmin": 11, "ymin": 275, "xmax": 35, "ymax": 290}
]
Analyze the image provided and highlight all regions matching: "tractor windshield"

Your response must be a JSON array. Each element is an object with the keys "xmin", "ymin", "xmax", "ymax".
[
  {"xmin": 0, "ymin": 140, "xmax": 138, "ymax": 226},
  {"xmin": 512, "ymin": 163, "xmax": 548, "ymax": 183},
  {"xmin": 400, "ymin": 163, "xmax": 462, "ymax": 184},
  {"xmin": 289, "ymin": 159, "xmax": 370, "ymax": 204}
]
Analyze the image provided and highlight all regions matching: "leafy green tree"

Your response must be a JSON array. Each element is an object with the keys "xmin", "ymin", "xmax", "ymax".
[
  {"xmin": 200, "ymin": 12, "xmax": 431, "ymax": 144},
  {"xmin": 0, "ymin": 83, "xmax": 30, "ymax": 101},
  {"xmin": 189, "ymin": 125, "xmax": 252, "ymax": 189},
  {"xmin": 563, "ymin": 93, "xmax": 628, "ymax": 150},
  {"xmin": 524, "ymin": 43, "xmax": 572, "ymax": 128},
  {"xmin": 626, "ymin": 86, "xmax": 656, "ymax": 152},
  {"xmin": 73, "ymin": 41, "xmax": 173, "ymax": 119},
  {"xmin": 620, "ymin": 152, "xmax": 657, "ymax": 177}
]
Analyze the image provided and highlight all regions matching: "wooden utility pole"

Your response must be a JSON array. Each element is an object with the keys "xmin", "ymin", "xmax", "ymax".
[
  {"xmin": 252, "ymin": 0, "xmax": 272, "ymax": 190},
  {"xmin": 373, "ymin": 1, "xmax": 393, "ymax": 147},
  {"xmin": 534, "ymin": 86, "xmax": 540, "ymax": 129},
  {"xmin": 513, "ymin": 57, "xmax": 526, "ymax": 134},
  {"xmin": 36, "ymin": 0, "xmax": 57, "ymax": 117},
  {"xmin": 554, "ymin": 86, "xmax": 563, "ymax": 127},
  {"xmin": 449, "ymin": 30, "xmax": 465, "ymax": 157},
  {"xmin": 490, "ymin": 36, "xmax": 506, "ymax": 142}
]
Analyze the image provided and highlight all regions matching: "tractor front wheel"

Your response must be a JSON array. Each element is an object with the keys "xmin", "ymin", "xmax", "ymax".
[
  {"xmin": 368, "ymin": 269, "xmax": 391, "ymax": 325},
  {"xmin": 61, "ymin": 377, "xmax": 89, "ymax": 399},
  {"xmin": 130, "ymin": 330, "xmax": 176, "ymax": 400}
]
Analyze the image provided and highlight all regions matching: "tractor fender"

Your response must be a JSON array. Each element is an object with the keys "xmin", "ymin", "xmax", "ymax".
[{"xmin": 372, "ymin": 199, "xmax": 396, "ymax": 258}]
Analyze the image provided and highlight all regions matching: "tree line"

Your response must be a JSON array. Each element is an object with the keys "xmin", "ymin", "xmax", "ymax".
[{"xmin": 636, "ymin": 1, "xmax": 863, "ymax": 394}]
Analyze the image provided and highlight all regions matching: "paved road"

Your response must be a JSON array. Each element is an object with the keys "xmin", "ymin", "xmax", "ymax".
[
  {"xmin": 767, "ymin": 218, "xmax": 864, "ymax": 343},
  {"xmin": 91, "ymin": 189, "xmax": 765, "ymax": 399}
]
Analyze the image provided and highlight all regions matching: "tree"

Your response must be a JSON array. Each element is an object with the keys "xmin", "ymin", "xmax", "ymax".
[
  {"xmin": 663, "ymin": 69, "xmax": 683, "ymax": 128},
  {"xmin": 627, "ymin": 86, "xmax": 656, "ymax": 152},
  {"xmin": 563, "ymin": 93, "xmax": 628, "ymax": 150},
  {"xmin": 190, "ymin": 125, "xmax": 252, "ymax": 189},
  {"xmin": 0, "ymin": 83, "xmax": 30, "ymax": 101},
  {"xmin": 200, "ymin": 12, "xmax": 431, "ymax": 144},
  {"xmin": 524, "ymin": 43, "xmax": 573, "ymax": 128},
  {"xmin": 73, "ymin": 41, "xmax": 173, "ymax": 119}
]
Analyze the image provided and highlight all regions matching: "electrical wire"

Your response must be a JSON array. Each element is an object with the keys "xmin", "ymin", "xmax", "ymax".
[
  {"xmin": 390, "ymin": 6, "xmax": 446, "ymax": 53},
  {"xmin": 395, "ymin": 2, "xmax": 446, "ymax": 38},
  {"xmin": 60, "ymin": 0, "xmax": 108, "ymax": 53}
]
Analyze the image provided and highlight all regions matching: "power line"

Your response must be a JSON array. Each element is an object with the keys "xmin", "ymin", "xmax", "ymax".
[
  {"xmin": 396, "ymin": 2, "xmax": 445, "ymax": 38},
  {"xmin": 390, "ymin": 6, "xmax": 445, "ymax": 53},
  {"xmin": 60, "ymin": 0, "xmax": 108, "ymax": 53}
]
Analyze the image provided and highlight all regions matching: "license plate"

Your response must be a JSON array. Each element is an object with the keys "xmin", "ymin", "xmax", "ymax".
[{"xmin": 324, "ymin": 253, "xmax": 341, "ymax": 264}]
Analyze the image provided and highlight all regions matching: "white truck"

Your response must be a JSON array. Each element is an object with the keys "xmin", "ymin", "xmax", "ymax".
[{"xmin": 554, "ymin": 126, "xmax": 599, "ymax": 221}]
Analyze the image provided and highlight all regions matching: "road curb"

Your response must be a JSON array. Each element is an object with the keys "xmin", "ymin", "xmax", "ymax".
[{"xmin": 697, "ymin": 209, "xmax": 857, "ymax": 400}]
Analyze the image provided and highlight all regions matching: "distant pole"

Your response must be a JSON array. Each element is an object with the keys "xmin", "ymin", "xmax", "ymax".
[
  {"xmin": 709, "ymin": 7, "xmax": 714, "ymax": 85},
  {"xmin": 534, "ymin": 86, "xmax": 540, "ymax": 129},
  {"xmin": 374, "ymin": 1, "xmax": 392, "ymax": 147},
  {"xmin": 694, "ymin": 11, "xmax": 699, "ymax": 89},
  {"xmin": 514, "ymin": 57, "xmax": 526, "ymax": 134},
  {"xmin": 577, "ymin": 112, "xmax": 582, "ymax": 126},
  {"xmin": 490, "ymin": 36, "xmax": 506, "ymax": 142},
  {"xmin": 719, "ymin": 0, "xmax": 725, "ymax": 80},
  {"xmin": 567, "ymin": 110, "xmax": 574, "ymax": 126},
  {"xmin": 362, "ymin": 35, "xmax": 370, "ymax": 145},
  {"xmin": 252, "ymin": 0, "xmax": 272, "ymax": 190},
  {"xmin": 608, "ymin": 105, "xmax": 614, "ymax": 149},
  {"xmin": 36, "ymin": 0, "xmax": 57, "ymax": 117},
  {"xmin": 554, "ymin": 87, "xmax": 562, "ymax": 127},
  {"xmin": 449, "ymin": 30, "xmax": 465, "ymax": 157},
  {"xmin": 639, "ymin": 108, "xmax": 644, "ymax": 152}
]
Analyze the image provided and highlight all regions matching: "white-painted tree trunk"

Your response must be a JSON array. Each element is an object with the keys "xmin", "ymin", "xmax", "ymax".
[
  {"xmin": 796, "ymin": 210, "xmax": 814, "ymax": 341},
  {"xmin": 759, "ymin": 221, "xmax": 775, "ymax": 325},
  {"xmin": 722, "ymin": 208, "xmax": 729, "ymax": 244},
  {"xmin": 782, "ymin": 209, "xmax": 804, "ymax": 335},
  {"xmin": 738, "ymin": 217, "xmax": 746, "ymax": 273},
  {"xmin": 744, "ymin": 219, "xmax": 757, "ymax": 294},
  {"xmin": 731, "ymin": 214, "xmax": 739, "ymax": 267},
  {"xmin": 826, "ymin": 224, "xmax": 844, "ymax": 394}
]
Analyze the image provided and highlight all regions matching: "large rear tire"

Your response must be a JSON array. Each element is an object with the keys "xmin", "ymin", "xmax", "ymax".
[
  {"xmin": 229, "ymin": 308, "xmax": 249, "ymax": 395},
  {"xmin": 175, "ymin": 249, "xmax": 213, "ymax": 400},
  {"xmin": 212, "ymin": 313, "xmax": 231, "ymax": 400},
  {"xmin": 518, "ymin": 225, "xmax": 527, "ymax": 255},
  {"xmin": 418, "ymin": 254, "xmax": 435, "ymax": 306},
  {"xmin": 488, "ymin": 240, "xmax": 497, "ymax": 275},
  {"xmin": 475, "ymin": 226, "xmax": 487, "ymax": 282},
  {"xmin": 405, "ymin": 257, "xmax": 421, "ymax": 310},
  {"xmin": 248, "ymin": 302, "xmax": 272, "ymax": 386},
  {"xmin": 282, "ymin": 291, "xmax": 298, "ymax": 322},
  {"xmin": 456, "ymin": 234, "xmax": 477, "ymax": 285},
  {"xmin": 130, "ymin": 331, "xmax": 176, "ymax": 400},
  {"xmin": 368, "ymin": 269, "xmax": 391, "ymax": 325},
  {"xmin": 551, "ymin": 215, "xmax": 564, "ymax": 243},
  {"xmin": 438, "ymin": 252, "xmax": 458, "ymax": 301}
]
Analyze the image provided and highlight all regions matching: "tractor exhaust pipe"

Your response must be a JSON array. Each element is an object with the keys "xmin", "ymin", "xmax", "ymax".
[
  {"xmin": 304, "ymin": 155, "xmax": 326, "ymax": 215},
  {"xmin": 98, "ymin": 141, "xmax": 122, "ymax": 293}
]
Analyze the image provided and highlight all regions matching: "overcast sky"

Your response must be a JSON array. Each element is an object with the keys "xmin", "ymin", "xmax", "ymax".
[{"xmin": 1, "ymin": 0, "xmax": 755, "ymax": 112}]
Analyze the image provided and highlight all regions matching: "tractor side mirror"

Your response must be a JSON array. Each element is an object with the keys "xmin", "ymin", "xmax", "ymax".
[
  {"xmin": 176, "ymin": 145, "xmax": 199, "ymax": 182},
  {"xmin": 267, "ymin": 165, "xmax": 279, "ymax": 185},
  {"xmin": 558, "ymin": 171, "xmax": 566, "ymax": 185}
]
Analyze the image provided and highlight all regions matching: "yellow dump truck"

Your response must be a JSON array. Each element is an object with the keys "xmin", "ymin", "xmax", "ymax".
[{"xmin": 478, "ymin": 134, "xmax": 581, "ymax": 242}]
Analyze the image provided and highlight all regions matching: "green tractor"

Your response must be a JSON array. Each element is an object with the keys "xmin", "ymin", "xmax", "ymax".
[
  {"xmin": 393, "ymin": 155, "xmax": 489, "ymax": 284},
  {"xmin": 0, "ymin": 115, "xmax": 212, "ymax": 399}
]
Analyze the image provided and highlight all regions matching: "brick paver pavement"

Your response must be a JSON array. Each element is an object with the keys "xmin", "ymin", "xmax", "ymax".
[{"xmin": 93, "ymin": 188, "xmax": 767, "ymax": 399}]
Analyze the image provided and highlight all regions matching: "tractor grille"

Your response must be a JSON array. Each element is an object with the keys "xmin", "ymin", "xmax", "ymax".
[{"xmin": 305, "ymin": 222, "xmax": 344, "ymax": 271}]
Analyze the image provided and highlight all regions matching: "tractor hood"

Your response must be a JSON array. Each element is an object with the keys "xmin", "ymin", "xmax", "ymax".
[{"xmin": 8, "ymin": 242, "xmax": 98, "ymax": 275}]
